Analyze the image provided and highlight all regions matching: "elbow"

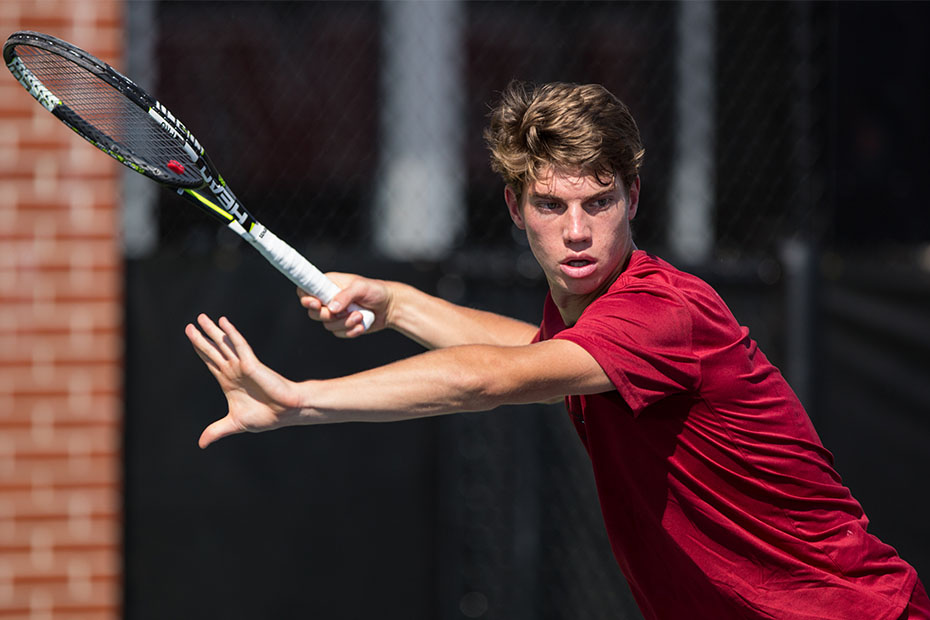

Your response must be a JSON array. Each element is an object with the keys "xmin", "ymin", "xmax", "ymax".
[
  {"xmin": 447, "ymin": 346, "xmax": 554, "ymax": 410},
  {"xmin": 440, "ymin": 344, "xmax": 569, "ymax": 412},
  {"xmin": 444, "ymin": 347, "xmax": 517, "ymax": 412},
  {"xmin": 450, "ymin": 365, "xmax": 503, "ymax": 412}
]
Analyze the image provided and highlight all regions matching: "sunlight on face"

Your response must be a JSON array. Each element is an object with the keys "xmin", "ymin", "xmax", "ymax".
[{"xmin": 507, "ymin": 167, "xmax": 639, "ymax": 323}]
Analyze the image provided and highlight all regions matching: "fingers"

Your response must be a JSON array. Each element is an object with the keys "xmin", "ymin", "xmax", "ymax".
[
  {"xmin": 296, "ymin": 272, "xmax": 355, "ymax": 311},
  {"xmin": 217, "ymin": 316, "xmax": 254, "ymax": 358},
  {"xmin": 298, "ymin": 287, "xmax": 340, "ymax": 323},
  {"xmin": 185, "ymin": 319, "xmax": 226, "ymax": 374},
  {"xmin": 196, "ymin": 314, "xmax": 237, "ymax": 359},
  {"xmin": 297, "ymin": 289, "xmax": 369, "ymax": 339},
  {"xmin": 186, "ymin": 316, "xmax": 270, "ymax": 450},
  {"xmin": 339, "ymin": 312, "xmax": 368, "ymax": 338},
  {"xmin": 186, "ymin": 314, "xmax": 258, "ymax": 381},
  {"xmin": 186, "ymin": 319, "xmax": 240, "ymax": 449},
  {"xmin": 186, "ymin": 314, "xmax": 238, "ymax": 364},
  {"xmin": 322, "ymin": 309, "xmax": 367, "ymax": 339},
  {"xmin": 297, "ymin": 275, "xmax": 385, "ymax": 338}
]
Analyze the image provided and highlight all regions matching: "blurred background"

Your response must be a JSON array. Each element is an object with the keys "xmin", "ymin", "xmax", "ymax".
[{"xmin": 1, "ymin": 1, "xmax": 928, "ymax": 618}]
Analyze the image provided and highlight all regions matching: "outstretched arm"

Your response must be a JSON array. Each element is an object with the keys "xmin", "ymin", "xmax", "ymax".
[
  {"xmin": 186, "ymin": 314, "xmax": 610, "ymax": 448},
  {"xmin": 298, "ymin": 274, "xmax": 538, "ymax": 349}
]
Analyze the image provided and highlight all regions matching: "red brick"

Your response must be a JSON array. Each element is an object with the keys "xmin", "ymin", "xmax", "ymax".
[
  {"xmin": 0, "ymin": 331, "xmax": 121, "ymax": 364},
  {"xmin": 0, "ymin": 484, "xmax": 119, "ymax": 521},
  {"xmin": 0, "ymin": 163, "xmax": 122, "ymax": 192},
  {"xmin": 0, "ymin": 424, "xmax": 119, "ymax": 456},
  {"xmin": 0, "ymin": 416, "xmax": 120, "ymax": 433},
  {"xmin": 0, "ymin": 276, "xmax": 120, "ymax": 306},
  {"xmin": 0, "ymin": 107, "xmax": 33, "ymax": 121},
  {"xmin": 0, "ymin": 516, "xmax": 119, "ymax": 548},
  {"xmin": 1, "ymin": 3, "xmax": 124, "ymax": 617},
  {"xmin": 0, "ymin": 456, "xmax": 119, "ymax": 490},
  {"xmin": 0, "ymin": 324, "xmax": 118, "ymax": 337},
  {"xmin": 0, "ymin": 305, "xmax": 122, "ymax": 335},
  {"xmin": 0, "ymin": 582, "xmax": 120, "ymax": 620},
  {"xmin": 11, "ymin": 15, "xmax": 74, "ymax": 32},
  {"xmin": 0, "ymin": 240, "xmax": 120, "ymax": 271}
]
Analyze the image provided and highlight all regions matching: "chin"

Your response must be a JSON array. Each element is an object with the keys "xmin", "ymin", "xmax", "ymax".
[{"xmin": 560, "ymin": 278, "xmax": 603, "ymax": 296}]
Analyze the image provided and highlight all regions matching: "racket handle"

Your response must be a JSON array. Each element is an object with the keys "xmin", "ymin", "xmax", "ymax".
[{"xmin": 231, "ymin": 221, "xmax": 375, "ymax": 330}]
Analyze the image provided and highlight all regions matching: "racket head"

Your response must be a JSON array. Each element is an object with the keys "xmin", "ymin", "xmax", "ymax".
[{"xmin": 3, "ymin": 30, "xmax": 203, "ymax": 188}]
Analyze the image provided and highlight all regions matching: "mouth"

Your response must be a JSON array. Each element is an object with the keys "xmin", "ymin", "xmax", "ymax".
[
  {"xmin": 559, "ymin": 257, "xmax": 597, "ymax": 279},
  {"xmin": 565, "ymin": 259, "xmax": 591, "ymax": 267}
]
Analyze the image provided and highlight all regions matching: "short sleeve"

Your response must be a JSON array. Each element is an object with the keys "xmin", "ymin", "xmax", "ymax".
[{"xmin": 554, "ymin": 285, "xmax": 701, "ymax": 415}]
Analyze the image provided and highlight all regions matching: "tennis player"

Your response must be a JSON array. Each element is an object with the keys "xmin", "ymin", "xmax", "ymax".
[{"xmin": 186, "ymin": 81, "xmax": 927, "ymax": 619}]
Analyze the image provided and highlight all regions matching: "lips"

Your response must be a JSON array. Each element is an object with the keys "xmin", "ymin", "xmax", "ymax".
[{"xmin": 559, "ymin": 256, "xmax": 598, "ymax": 279}]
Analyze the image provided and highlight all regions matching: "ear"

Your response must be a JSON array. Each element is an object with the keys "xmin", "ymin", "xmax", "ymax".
[
  {"xmin": 627, "ymin": 176, "xmax": 641, "ymax": 221},
  {"xmin": 504, "ymin": 185, "xmax": 526, "ymax": 230}
]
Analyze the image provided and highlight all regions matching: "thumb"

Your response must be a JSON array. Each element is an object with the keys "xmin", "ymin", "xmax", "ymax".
[
  {"xmin": 327, "ymin": 280, "xmax": 367, "ymax": 314},
  {"xmin": 198, "ymin": 415, "xmax": 243, "ymax": 449}
]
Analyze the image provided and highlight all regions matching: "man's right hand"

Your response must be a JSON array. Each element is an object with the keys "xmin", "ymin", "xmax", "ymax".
[{"xmin": 298, "ymin": 273, "xmax": 392, "ymax": 338}]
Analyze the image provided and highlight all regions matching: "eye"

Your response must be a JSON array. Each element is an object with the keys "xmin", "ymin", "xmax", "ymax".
[
  {"xmin": 588, "ymin": 197, "xmax": 613, "ymax": 211},
  {"xmin": 535, "ymin": 201, "xmax": 562, "ymax": 212}
]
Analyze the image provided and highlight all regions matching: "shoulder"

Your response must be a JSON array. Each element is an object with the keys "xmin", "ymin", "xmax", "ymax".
[
  {"xmin": 593, "ymin": 251, "xmax": 734, "ymax": 326},
  {"xmin": 583, "ymin": 252, "xmax": 695, "ymax": 328},
  {"xmin": 569, "ymin": 251, "xmax": 746, "ymax": 354},
  {"xmin": 614, "ymin": 251, "xmax": 709, "ymax": 299}
]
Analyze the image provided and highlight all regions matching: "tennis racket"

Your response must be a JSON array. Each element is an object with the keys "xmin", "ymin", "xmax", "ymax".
[{"xmin": 3, "ymin": 30, "xmax": 375, "ymax": 330}]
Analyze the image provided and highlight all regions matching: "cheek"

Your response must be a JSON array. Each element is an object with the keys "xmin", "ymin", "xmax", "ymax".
[
  {"xmin": 524, "ymin": 231, "xmax": 545, "ymax": 257},
  {"xmin": 522, "ymin": 229, "xmax": 556, "ymax": 267},
  {"xmin": 525, "ymin": 224, "xmax": 556, "ymax": 250}
]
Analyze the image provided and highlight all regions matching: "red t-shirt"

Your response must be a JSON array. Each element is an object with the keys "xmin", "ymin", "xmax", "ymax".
[{"xmin": 536, "ymin": 250, "xmax": 918, "ymax": 620}]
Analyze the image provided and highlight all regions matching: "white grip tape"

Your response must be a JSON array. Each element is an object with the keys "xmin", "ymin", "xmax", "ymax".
[{"xmin": 233, "ymin": 222, "xmax": 375, "ymax": 330}]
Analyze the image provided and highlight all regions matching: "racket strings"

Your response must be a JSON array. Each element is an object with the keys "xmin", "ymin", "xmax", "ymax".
[{"xmin": 14, "ymin": 44, "xmax": 198, "ymax": 185}]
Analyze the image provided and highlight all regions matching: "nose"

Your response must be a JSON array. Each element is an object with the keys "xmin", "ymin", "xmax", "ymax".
[{"xmin": 564, "ymin": 204, "xmax": 591, "ymax": 245}]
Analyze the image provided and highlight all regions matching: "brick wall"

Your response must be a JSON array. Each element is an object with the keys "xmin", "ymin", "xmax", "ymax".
[{"xmin": 0, "ymin": 2, "xmax": 123, "ymax": 618}]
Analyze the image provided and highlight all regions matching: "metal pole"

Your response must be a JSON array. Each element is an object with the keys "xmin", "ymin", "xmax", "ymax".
[
  {"xmin": 669, "ymin": 0, "xmax": 716, "ymax": 264},
  {"xmin": 374, "ymin": 0, "xmax": 465, "ymax": 261},
  {"xmin": 782, "ymin": 0, "xmax": 819, "ymax": 414},
  {"xmin": 122, "ymin": 0, "xmax": 159, "ymax": 258}
]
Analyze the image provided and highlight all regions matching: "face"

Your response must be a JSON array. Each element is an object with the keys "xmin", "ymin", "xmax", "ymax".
[{"xmin": 506, "ymin": 166, "xmax": 639, "ymax": 324}]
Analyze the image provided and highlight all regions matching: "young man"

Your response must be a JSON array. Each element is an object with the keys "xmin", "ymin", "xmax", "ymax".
[{"xmin": 186, "ymin": 81, "xmax": 927, "ymax": 619}]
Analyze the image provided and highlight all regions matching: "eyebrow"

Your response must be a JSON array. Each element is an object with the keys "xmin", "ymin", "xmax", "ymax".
[
  {"xmin": 527, "ymin": 185, "xmax": 619, "ymax": 203},
  {"xmin": 527, "ymin": 192, "xmax": 561, "ymax": 202}
]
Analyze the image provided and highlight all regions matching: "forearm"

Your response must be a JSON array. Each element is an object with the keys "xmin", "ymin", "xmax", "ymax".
[
  {"xmin": 386, "ymin": 281, "xmax": 538, "ymax": 349},
  {"xmin": 187, "ymin": 313, "xmax": 611, "ymax": 446},
  {"xmin": 295, "ymin": 342, "xmax": 574, "ymax": 424}
]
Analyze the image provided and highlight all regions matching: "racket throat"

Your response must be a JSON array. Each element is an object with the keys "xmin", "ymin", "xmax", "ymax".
[{"xmin": 193, "ymin": 165, "xmax": 249, "ymax": 225}]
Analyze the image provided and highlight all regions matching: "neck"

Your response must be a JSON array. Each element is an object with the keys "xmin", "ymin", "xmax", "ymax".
[{"xmin": 554, "ymin": 245, "xmax": 637, "ymax": 326}]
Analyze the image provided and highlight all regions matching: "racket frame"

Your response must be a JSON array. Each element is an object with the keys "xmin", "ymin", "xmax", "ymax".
[{"xmin": 4, "ymin": 30, "xmax": 374, "ymax": 328}]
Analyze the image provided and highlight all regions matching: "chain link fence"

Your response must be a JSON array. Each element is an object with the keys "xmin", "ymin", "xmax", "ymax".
[{"xmin": 131, "ymin": 1, "xmax": 827, "ymax": 265}]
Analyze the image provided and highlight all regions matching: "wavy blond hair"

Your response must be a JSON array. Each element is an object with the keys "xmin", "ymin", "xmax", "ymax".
[{"xmin": 484, "ymin": 81, "xmax": 644, "ymax": 196}]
